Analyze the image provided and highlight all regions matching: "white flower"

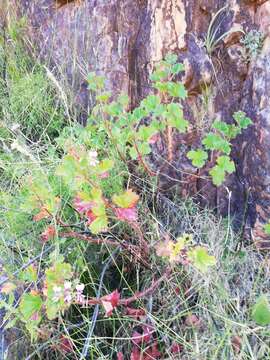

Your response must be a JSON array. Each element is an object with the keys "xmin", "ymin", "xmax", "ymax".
[
  {"xmin": 52, "ymin": 285, "xmax": 63, "ymax": 302},
  {"xmin": 88, "ymin": 150, "xmax": 99, "ymax": 166},
  {"xmin": 64, "ymin": 293, "xmax": 73, "ymax": 303},
  {"xmin": 64, "ymin": 281, "xmax": 72, "ymax": 290},
  {"xmin": 76, "ymin": 284, "xmax": 85, "ymax": 292}
]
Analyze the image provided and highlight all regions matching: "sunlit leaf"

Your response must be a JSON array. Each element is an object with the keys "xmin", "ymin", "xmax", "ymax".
[
  {"xmin": 112, "ymin": 190, "xmax": 139, "ymax": 208},
  {"xmin": 187, "ymin": 149, "xmax": 208, "ymax": 168},
  {"xmin": 187, "ymin": 246, "xmax": 216, "ymax": 272}
]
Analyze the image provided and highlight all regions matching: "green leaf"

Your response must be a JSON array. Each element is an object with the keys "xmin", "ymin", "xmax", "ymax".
[
  {"xmin": 264, "ymin": 223, "xmax": 270, "ymax": 235},
  {"xmin": 46, "ymin": 262, "xmax": 72, "ymax": 283},
  {"xmin": 129, "ymin": 146, "xmax": 138, "ymax": 160},
  {"xmin": 138, "ymin": 142, "xmax": 152, "ymax": 156},
  {"xmin": 233, "ymin": 111, "xmax": 253, "ymax": 129},
  {"xmin": 171, "ymin": 63, "xmax": 185, "ymax": 75},
  {"xmin": 150, "ymin": 69, "xmax": 168, "ymax": 82},
  {"xmin": 96, "ymin": 92, "xmax": 111, "ymax": 103},
  {"xmin": 129, "ymin": 142, "xmax": 151, "ymax": 159},
  {"xmin": 19, "ymin": 293, "xmax": 42, "ymax": 321},
  {"xmin": 104, "ymin": 102, "xmax": 122, "ymax": 117},
  {"xmin": 96, "ymin": 159, "xmax": 114, "ymax": 174},
  {"xmin": 87, "ymin": 72, "xmax": 105, "ymax": 91},
  {"xmin": 165, "ymin": 53, "xmax": 178, "ymax": 65},
  {"xmin": 252, "ymin": 295, "xmax": 270, "ymax": 326},
  {"xmin": 46, "ymin": 300, "xmax": 60, "ymax": 321},
  {"xmin": 138, "ymin": 125, "xmax": 157, "ymax": 142},
  {"xmin": 89, "ymin": 215, "xmax": 108, "ymax": 234},
  {"xmin": 167, "ymin": 82, "xmax": 187, "ymax": 99},
  {"xmin": 141, "ymin": 95, "xmax": 160, "ymax": 112},
  {"xmin": 216, "ymin": 156, "xmax": 235, "ymax": 174},
  {"xmin": 187, "ymin": 246, "xmax": 216, "ymax": 273},
  {"xmin": 212, "ymin": 121, "xmax": 240, "ymax": 140},
  {"xmin": 20, "ymin": 265, "xmax": 37, "ymax": 283},
  {"xmin": 209, "ymin": 156, "xmax": 235, "ymax": 186},
  {"xmin": 187, "ymin": 149, "xmax": 208, "ymax": 168},
  {"xmin": 129, "ymin": 108, "xmax": 145, "ymax": 122},
  {"xmin": 209, "ymin": 165, "xmax": 225, "ymax": 186},
  {"xmin": 117, "ymin": 94, "xmax": 129, "ymax": 107},
  {"xmin": 154, "ymin": 81, "xmax": 170, "ymax": 93},
  {"xmin": 202, "ymin": 133, "xmax": 231, "ymax": 154},
  {"xmin": 166, "ymin": 103, "xmax": 188, "ymax": 132}
]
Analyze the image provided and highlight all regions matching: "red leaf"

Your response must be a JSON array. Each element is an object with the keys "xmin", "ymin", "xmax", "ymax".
[
  {"xmin": 85, "ymin": 210, "xmax": 97, "ymax": 225},
  {"xmin": 99, "ymin": 171, "xmax": 109, "ymax": 179},
  {"xmin": 170, "ymin": 342, "xmax": 183, "ymax": 354},
  {"xmin": 59, "ymin": 335, "xmax": 73, "ymax": 353},
  {"xmin": 34, "ymin": 207, "xmax": 50, "ymax": 222},
  {"xmin": 114, "ymin": 207, "xmax": 138, "ymax": 222},
  {"xmin": 185, "ymin": 314, "xmax": 202, "ymax": 328},
  {"xmin": 117, "ymin": 352, "xmax": 124, "ymax": 360},
  {"xmin": 101, "ymin": 290, "xmax": 120, "ymax": 316},
  {"xmin": 148, "ymin": 341, "xmax": 161, "ymax": 358},
  {"xmin": 132, "ymin": 325, "xmax": 153, "ymax": 345},
  {"xmin": 74, "ymin": 196, "xmax": 93, "ymax": 213},
  {"xmin": 125, "ymin": 307, "xmax": 146, "ymax": 319},
  {"xmin": 41, "ymin": 225, "xmax": 56, "ymax": 242},
  {"xmin": 130, "ymin": 347, "xmax": 141, "ymax": 360},
  {"xmin": 148, "ymin": 133, "xmax": 160, "ymax": 145}
]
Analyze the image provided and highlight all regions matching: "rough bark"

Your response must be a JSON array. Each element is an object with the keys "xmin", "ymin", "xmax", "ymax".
[{"xmin": 2, "ymin": 0, "xmax": 270, "ymax": 246}]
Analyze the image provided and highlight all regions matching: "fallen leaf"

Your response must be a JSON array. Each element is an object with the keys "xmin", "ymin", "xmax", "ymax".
[{"xmin": 231, "ymin": 335, "xmax": 242, "ymax": 354}]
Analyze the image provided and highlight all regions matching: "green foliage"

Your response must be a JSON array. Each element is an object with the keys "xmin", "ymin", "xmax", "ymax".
[
  {"xmin": 19, "ymin": 293, "xmax": 43, "ymax": 321},
  {"xmin": 0, "ymin": 20, "xmax": 66, "ymax": 141},
  {"xmin": 241, "ymin": 30, "xmax": 265, "ymax": 60},
  {"xmin": 87, "ymin": 53, "xmax": 189, "ymax": 170},
  {"xmin": 188, "ymin": 113, "xmax": 252, "ymax": 186},
  {"xmin": 187, "ymin": 149, "xmax": 208, "ymax": 168},
  {"xmin": 209, "ymin": 156, "xmax": 235, "ymax": 186},
  {"xmin": 0, "ymin": 50, "xmax": 257, "ymax": 358},
  {"xmin": 202, "ymin": 133, "xmax": 231, "ymax": 154},
  {"xmin": 251, "ymin": 295, "xmax": 270, "ymax": 326},
  {"xmin": 187, "ymin": 246, "xmax": 216, "ymax": 273},
  {"xmin": 156, "ymin": 233, "xmax": 216, "ymax": 273},
  {"xmin": 264, "ymin": 222, "xmax": 270, "ymax": 235},
  {"xmin": 19, "ymin": 293, "xmax": 43, "ymax": 340}
]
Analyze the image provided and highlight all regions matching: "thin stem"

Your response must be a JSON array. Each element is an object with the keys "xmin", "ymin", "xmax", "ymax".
[{"xmin": 83, "ymin": 267, "xmax": 170, "ymax": 307}]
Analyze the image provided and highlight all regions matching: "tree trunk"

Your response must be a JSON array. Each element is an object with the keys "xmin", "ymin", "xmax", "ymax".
[{"xmin": 3, "ymin": 0, "xmax": 270, "ymax": 247}]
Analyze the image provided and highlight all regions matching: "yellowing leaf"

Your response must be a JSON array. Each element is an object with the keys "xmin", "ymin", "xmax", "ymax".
[
  {"xmin": 187, "ymin": 246, "xmax": 216, "ymax": 272},
  {"xmin": 1, "ymin": 282, "xmax": 16, "ymax": 294},
  {"xmin": 89, "ymin": 215, "xmax": 108, "ymax": 234},
  {"xmin": 112, "ymin": 189, "xmax": 139, "ymax": 208}
]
